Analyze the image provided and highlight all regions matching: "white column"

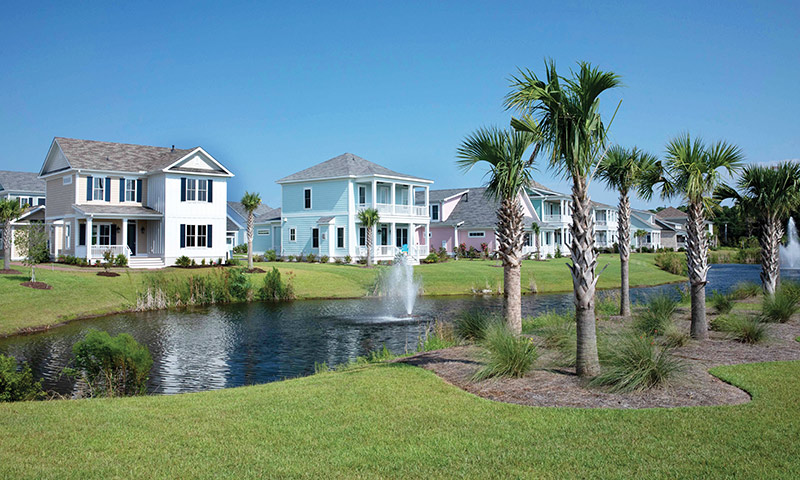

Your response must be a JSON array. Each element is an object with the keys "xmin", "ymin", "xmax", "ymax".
[
  {"xmin": 122, "ymin": 219, "xmax": 128, "ymax": 255},
  {"xmin": 347, "ymin": 180, "xmax": 356, "ymax": 258},
  {"xmin": 409, "ymin": 223, "xmax": 416, "ymax": 256},
  {"xmin": 425, "ymin": 223, "xmax": 429, "ymax": 250},
  {"xmin": 390, "ymin": 222, "xmax": 395, "ymax": 250},
  {"xmin": 453, "ymin": 226, "xmax": 458, "ymax": 253},
  {"xmin": 425, "ymin": 187, "xmax": 430, "ymax": 214},
  {"xmin": 85, "ymin": 217, "xmax": 93, "ymax": 261},
  {"xmin": 407, "ymin": 185, "xmax": 413, "ymax": 208},
  {"xmin": 372, "ymin": 180, "xmax": 377, "ymax": 208},
  {"xmin": 372, "ymin": 224, "xmax": 378, "ymax": 261},
  {"xmin": 390, "ymin": 183, "xmax": 396, "ymax": 214},
  {"xmin": 328, "ymin": 225, "xmax": 334, "ymax": 259}
]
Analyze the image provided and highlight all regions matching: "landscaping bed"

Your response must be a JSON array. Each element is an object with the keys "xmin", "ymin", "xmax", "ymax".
[
  {"xmin": 400, "ymin": 311, "xmax": 800, "ymax": 409},
  {"xmin": 20, "ymin": 281, "xmax": 52, "ymax": 290}
]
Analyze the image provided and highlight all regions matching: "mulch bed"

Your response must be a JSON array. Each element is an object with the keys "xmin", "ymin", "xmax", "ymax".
[
  {"xmin": 97, "ymin": 271, "xmax": 120, "ymax": 277},
  {"xmin": 399, "ymin": 311, "xmax": 800, "ymax": 409},
  {"xmin": 20, "ymin": 281, "xmax": 52, "ymax": 290},
  {"xmin": 0, "ymin": 269, "xmax": 21, "ymax": 274},
  {"xmin": 246, "ymin": 267, "xmax": 266, "ymax": 273}
]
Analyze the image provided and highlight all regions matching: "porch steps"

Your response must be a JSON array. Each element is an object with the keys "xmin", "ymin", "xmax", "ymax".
[{"xmin": 128, "ymin": 257, "xmax": 165, "ymax": 269}]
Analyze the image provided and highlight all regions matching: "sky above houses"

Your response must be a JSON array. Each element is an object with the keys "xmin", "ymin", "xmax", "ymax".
[{"xmin": 1, "ymin": 1, "xmax": 798, "ymax": 210}]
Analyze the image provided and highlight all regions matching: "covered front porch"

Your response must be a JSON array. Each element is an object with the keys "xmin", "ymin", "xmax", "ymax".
[
  {"xmin": 71, "ymin": 205, "xmax": 165, "ymax": 267},
  {"xmin": 358, "ymin": 221, "xmax": 430, "ymax": 263}
]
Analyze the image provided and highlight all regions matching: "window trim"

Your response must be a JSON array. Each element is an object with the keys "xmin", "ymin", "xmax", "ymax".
[
  {"xmin": 468, "ymin": 231, "xmax": 485, "ymax": 238},
  {"xmin": 304, "ymin": 188, "xmax": 312, "ymax": 209},
  {"xmin": 337, "ymin": 227, "xmax": 345, "ymax": 249},
  {"xmin": 358, "ymin": 185, "xmax": 366, "ymax": 205},
  {"xmin": 359, "ymin": 227, "xmax": 367, "ymax": 246},
  {"xmin": 311, "ymin": 228, "xmax": 319, "ymax": 249},
  {"xmin": 65, "ymin": 224, "xmax": 71, "ymax": 249},
  {"xmin": 197, "ymin": 179, "xmax": 208, "ymax": 202},
  {"xmin": 92, "ymin": 177, "xmax": 105, "ymax": 201},
  {"xmin": 257, "ymin": 229, "xmax": 270, "ymax": 236},
  {"xmin": 92, "ymin": 223, "xmax": 112, "ymax": 246},
  {"xmin": 62, "ymin": 175, "xmax": 73, "ymax": 185},
  {"xmin": 289, "ymin": 227, "xmax": 296, "ymax": 242},
  {"xmin": 197, "ymin": 225, "xmax": 207, "ymax": 248},
  {"xmin": 430, "ymin": 204, "xmax": 439, "ymax": 221},
  {"xmin": 124, "ymin": 179, "xmax": 137, "ymax": 202},
  {"xmin": 185, "ymin": 178, "xmax": 197, "ymax": 202}
]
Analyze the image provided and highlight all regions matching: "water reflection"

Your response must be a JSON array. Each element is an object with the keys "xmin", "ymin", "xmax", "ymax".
[{"xmin": 1, "ymin": 264, "xmax": 790, "ymax": 396}]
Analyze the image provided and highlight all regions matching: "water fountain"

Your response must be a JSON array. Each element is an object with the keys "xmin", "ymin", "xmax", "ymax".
[
  {"xmin": 385, "ymin": 253, "xmax": 422, "ymax": 316},
  {"xmin": 780, "ymin": 218, "xmax": 800, "ymax": 269}
]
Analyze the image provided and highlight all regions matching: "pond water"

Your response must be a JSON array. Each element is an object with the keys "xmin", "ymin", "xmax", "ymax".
[{"xmin": 0, "ymin": 264, "xmax": 791, "ymax": 395}]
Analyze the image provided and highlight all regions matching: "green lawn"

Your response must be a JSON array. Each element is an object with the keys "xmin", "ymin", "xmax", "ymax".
[
  {"xmin": 0, "ymin": 360, "xmax": 797, "ymax": 478},
  {"xmin": 0, "ymin": 254, "xmax": 684, "ymax": 336}
]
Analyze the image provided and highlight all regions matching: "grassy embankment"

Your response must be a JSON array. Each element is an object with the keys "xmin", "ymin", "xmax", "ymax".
[
  {"xmin": 0, "ymin": 253, "xmax": 684, "ymax": 336},
  {"xmin": 0, "ymin": 360, "xmax": 798, "ymax": 478}
]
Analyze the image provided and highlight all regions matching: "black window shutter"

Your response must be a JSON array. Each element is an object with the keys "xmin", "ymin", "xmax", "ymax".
[
  {"xmin": 86, "ymin": 176, "xmax": 93, "ymax": 201},
  {"xmin": 136, "ymin": 179, "xmax": 142, "ymax": 202},
  {"xmin": 119, "ymin": 179, "xmax": 125, "ymax": 202},
  {"xmin": 207, "ymin": 224, "xmax": 212, "ymax": 248},
  {"xmin": 207, "ymin": 179, "xmax": 213, "ymax": 203},
  {"xmin": 111, "ymin": 225, "xmax": 117, "ymax": 245},
  {"xmin": 180, "ymin": 224, "xmax": 186, "ymax": 248},
  {"xmin": 79, "ymin": 224, "xmax": 86, "ymax": 246},
  {"xmin": 180, "ymin": 178, "xmax": 186, "ymax": 201},
  {"xmin": 105, "ymin": 177, "xmax": 111, "ymax": 202}
]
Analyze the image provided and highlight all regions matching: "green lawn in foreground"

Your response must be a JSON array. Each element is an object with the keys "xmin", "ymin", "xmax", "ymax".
[
  {"xmin": 0, "ymin": 361, "xmax": 797, "ymax": 478},
  {"xmin": 0, "ymin": 254, "xmax": 683, "ymax": 336}
]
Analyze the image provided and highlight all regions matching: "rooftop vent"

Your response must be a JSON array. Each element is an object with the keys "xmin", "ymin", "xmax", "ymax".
[{"xmin": 171, "ymin": 145, "xmax": 175, "ymax": 152}]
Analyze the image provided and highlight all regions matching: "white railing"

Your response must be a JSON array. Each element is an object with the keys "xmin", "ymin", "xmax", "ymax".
[
  {"xmin": 377, "ymin": 245, "xmax": 398, "ymax": 257},
  {"xmin": 394, "ymin": 205, "xmax": 410, "ymax": 215},
  {"xmin": 90, "ymin": 245, "xmax": 128, "ymax": 259},
  {"xmin": 413, "ymin": 244, "xmax": 429, "ymax": 258},
  {"xmin": 376, "ymin": 203, "xmax": 394, "ymax": 215},
  {"xmin": 543, "ymin": 214, "xmax": 564, "ymax": 223},
  {"xmin": 369, "ymin": 203, "xmax": 429, "ymax": 217},
  {"xmin": 413, "ymin": 205, "xmax": 427, "ymax": 217},
  {"xmin": 595, "ymin": 220, "xmax": 607, "ymax": 227}
]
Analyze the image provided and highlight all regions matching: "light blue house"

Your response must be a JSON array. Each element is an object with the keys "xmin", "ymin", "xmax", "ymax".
[
  {"xmin": 275, "ymin": 153, "xmax": 433, "ymax": 262},
  {"xmin": 227, "ymin": 200, "xmax": 282, "ymax": 253}
]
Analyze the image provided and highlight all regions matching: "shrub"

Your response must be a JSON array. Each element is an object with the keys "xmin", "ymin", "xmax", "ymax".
[
  {"xmin": 554, "ymin": 246, "xmax": 562, "ymax": 258},
  {"xmin": 114, "ymin": 254, "xmax": 128, "ymax": 267},
  {"xmin": 733, "ymin": 247, "xmax": 760, "ymax": 264},
  {"xmin": 422, "ymin": 252, "xmax": 439, "ymax": 264},
  {"xmin": 0, "ymin": 354, "xmax": 45, "ymax": 402},
  {"xmin": 661, "ymin": 323, "xmax": 690, "ymax": 347},
  {"xmin": 472, "ymin": 324, "xmax": 538, "ymax": 380},
  {"xmin": 66, "ymin": 330, "xmax": 153, "ymax": 397},
  {"xmin": 227, "ymin": 268, "xmax": 251, "ymax": 301},
  {"xmin": 590, "ymin": 333, "xmax": 684, "ymax": 392},
  {"xmin": 523, "ymin": 311, "xmax": 579, "ymax": 366},
  {"xmin": 190, "ymin": 259, "xmax": 197, "ymax": 266},
  {"xmin": 417, "ymin": 320, "xmax": 458, "ymax": 352},
  {"xmin": 436, "ymin": 247, "xmax": 448, "ymax": 262},
  {"xmin": 305, "ymin": 253, "xmax": 316, "ymax": 263},
  {"xmin": 674, "ymin": 283, "xmax": 690, "ymax": 303},
  {"xmin": 761, "ymin": 287, "xmax": 800, "ymax": 323},
  {"xmin": 654, "ymin": 252, "xmax": 686, "ymax": 275},
  {"xmin": 258, "ymin": 267, "xmax": 295, "ymax": 301},
  {"xmin": 319, "ymin": 255, "xmax": 329, "ymax": 264},
  {"xmin": 226, "ymin": 257, "xmax": 241, "ymax": 266},
  {"xmin": 175, "ymin": 255, "xmax": 191, "ymax": 267},
  {"xmin": 287, "ymin": 255, "xmax": 296, "ymax": 262},
  {"xmin": 453, "ymin": 310, "xmax": 501, "ymax": 342},
  {"xmin": 713, "ymin": 314, "xmax": 768, "ymax": 344},
  {"xmin": 710, "ymin": 290, "xmax": 734, "ymax": 314},
  {"xmin": 634, "ymin": 294, "xmax": 677, "ymax": 335},
  {"xmin": 344, "ymin": 255, "xmax": 352, "ymax": 264},
  {"xmin": 730, "ymin": 281, "xmax": 762, "ymax": 300},
  {"xmin": 265, "ymin": 250, "xmax": 277, "ymax": 262},
  {"xmin": 232, "ymin": 244, "xmax": 247, "ymax": 254}
]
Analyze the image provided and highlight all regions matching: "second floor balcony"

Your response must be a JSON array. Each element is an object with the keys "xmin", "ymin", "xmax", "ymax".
[{"xmin": 361, "ymin": 202, "xmax": 428, "ymax": 217}]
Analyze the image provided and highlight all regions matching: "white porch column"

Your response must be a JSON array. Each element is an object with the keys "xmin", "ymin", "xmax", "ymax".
[
  {"xmin": 85, "ymin": 217, "xmax": 93, "ymax": 261},
  {"xmin": 409, "ymin": 222, "xmax": 416, "ymax": 256},
  {"xmin": 407, "ymin": 184, "xmax": 413, "ymax": 208},
  {"xmin": 453, "ymin": 226, "xmax": 458, "ymax": 253},
  {"xmin": 122, "ymin": 219, "xmax": 128, "ymax": 256},
  {"xmin": 372, "ymin": 179, "xmax": 377, "ymax": 208},
  {"xmin": 390, "ymin": 183, "xmax": 396, "ymax": 214},
  {"xmin": 425, "ymin": 186, "xmax": 429, "ymax": 211},
  {"xmin": 372, "ymin": 223, "xmax": 377, "ymax": 262},
  {"xmin": 390, "ymin": 222, "xmax": 395, "ymax": 250},
  {"xmin": 328, "ymin": 225, "xmax": 334, "ymax": 259},
  {"xmin": 425, "ymin": 223, "xmax": 429, "ymax": 249},
  {"xmin": 347, "ymin": 180, "xmax": 356, "ymax": 258}
]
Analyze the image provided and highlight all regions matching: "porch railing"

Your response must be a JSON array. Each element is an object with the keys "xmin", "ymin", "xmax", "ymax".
[
  {"xmin": 90, "ymin": 245, "xmax": 130, "ymax": 259},
  {"xmin": 543, "ymin": 214, "xmax": 565, "ymax": 223},
  {"xmin": 370, "ymin": 203, "xmax": 429, "ymax": 217}
]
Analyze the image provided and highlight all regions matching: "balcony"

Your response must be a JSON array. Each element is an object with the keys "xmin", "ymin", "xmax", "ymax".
[
  {"xmin": 543, "ymin": 214, "xmax": 566, "ymax": 223},
  {"xmin": 366, "ymin": 203, "xmax": 429, "ymax": 217}
]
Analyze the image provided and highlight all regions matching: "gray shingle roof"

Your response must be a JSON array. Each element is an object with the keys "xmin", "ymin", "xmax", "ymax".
[
  {"xmin": 0, "ymin": 170, "xmax": 45, "ymax": 193},
  {"xmin": 591, "ymin": 200, "xmax": 615, "ymax": 210},
  {"xmin": 277, "ymin": 153, "xmax": 431, "ymax": 183},
  {"xmin": 415, "ymin": 188, "xmax": 469, "ymax": 204},
  {"xmin": 655, "ymin": 206, "xmax": 688, "ymax": 219},
  {"xmin": 73, "ymin": 205, "xmax": 163, "ymax": 216},
  {"xmin": 227, "ymin": 200, "xmax": 273, "ymax": 220},
  {"xmin": 439, "ymin": 187, "xmax": 534, "ymax": 229},
  {"xmin": 227, "ymin": 218, "xmax": 240, "ymax": 232},
  {"xmin": 54, "ymin": 137, "xmax": 197, "ymax": 173},
  {"xmin": 255, "ymin": 207, "xmax": 281, "ymax": 223}
]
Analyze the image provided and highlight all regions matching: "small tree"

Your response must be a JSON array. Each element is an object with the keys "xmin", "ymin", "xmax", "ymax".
[
  {"xmin": 14, "ymin": 223, "xmax": 49, "ymax": 282},
  {"xmin": 357, "ymin": 208, "xmax": 380, "ymax": 267},
  {"xmin": 240, "ymin": 192, "xmax": 262, "ymax": 270},
  {"xmin": 634, "ymin": 229, "xmax": 648, "ymax": 252},
  {"xmin": 0, "ymin": 199, "xmax": 23, "ymax": 271}
]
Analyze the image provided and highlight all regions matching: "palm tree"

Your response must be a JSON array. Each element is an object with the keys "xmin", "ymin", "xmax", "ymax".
[
  {"xmin": 634, "ymin": 229, "xmax": 648, "ymax": 253},
  {"xmin": 716, "ymin": 162, "xmax": 800, "ymax": 295},
  {"xmin": 457, "ymin": 126, "xmax": 540, "ymax": 334},
  {"xmin": 0, "ymin": 199, "xmax": 23, "ymax": 271},
  {"xmin": 597, "ymin": 146, "xmax": 659, "ymax": 316},
  {"xmin": 531, "ymin": 222, "xmax": 541, "ymax": 260},
  {"xmin": 357, "ymin": 208, "xmax": 380, "ymax": 268},
  {"xmin": 505, "ymin": 60, "xmax": 621, "ymax": 376},
  {"xmin": 643, "ymin": 134, "xmax": 743, "ymax": 339},
  {"xmin": 240, "ymin": 192, "xmax": 261, "ymax": 270}
]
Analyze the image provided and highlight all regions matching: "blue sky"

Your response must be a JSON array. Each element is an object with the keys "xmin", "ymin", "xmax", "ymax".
[{"xmin": 1, "ymin": 1, "xmax": 798, "ymax": 209}]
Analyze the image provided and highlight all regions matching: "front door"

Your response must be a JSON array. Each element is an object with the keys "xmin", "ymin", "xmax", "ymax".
[
  {"xmin": 395, "ymin": 227, "xmax": 408, "ymax": 248},
  {"xmin": 127, "ymin": 220, "xmax": 137, "ymax": 255}
]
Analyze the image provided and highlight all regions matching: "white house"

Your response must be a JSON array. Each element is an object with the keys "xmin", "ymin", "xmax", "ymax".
[
  {"xmin": 0, "ymin": 170, "xmax": 47, "ymax": 260},
  {"xmin": 276, "ymin": 153, "xmax": 433, "ymax": 263},
  {"xmin": 38, "ymin": 137, "xmax": 234, "ymax": 268}
]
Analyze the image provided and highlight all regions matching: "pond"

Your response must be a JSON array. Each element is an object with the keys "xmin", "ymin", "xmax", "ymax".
[{"xmin": 0, "ymin": 264, "xmax": 790, "ymax": 395}]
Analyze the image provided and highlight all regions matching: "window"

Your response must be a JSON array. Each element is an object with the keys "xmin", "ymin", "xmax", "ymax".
[
  {"xmin": 468, "ymin": 231, "xmax": 485, "ymax": 238},
  {"xmin": 359, "ymin": 227, "xmax": 367, "ymax": 246},
  {"xmin": 197, "ymin": 179, "xmax": 208, "ymax": 202},
  {"xmin": 545, "ymin": 232, "xmax": 552, "ymax": 245},
  {"xmin": 257, "ymin": 229, "xmax": 270, "ymax": 235},
  {"xmin": 185, "ymin": 225, "xmax": 196, "ymax": 247},
  {"xmin": 431, "ymin": 204, "xmax": 439, "ymax": 221},
  {"xmin": 17, "ymin": 198, "xmax": 27, "ymax": 208},
  {"xmin": 377, "ymin": 186, "xmax": 390, "ymax": 204},
  {"xmin": 197, "ymin": 225, "xmax": 207, "ymax": 247},
  {"xmin": 125, "ymin": 179, "xmax": 137, "ymax": 202},
  {"xmin": 312, "ymin": 228, "xmax": 319, "ymax": 248},
  {"xmin": 186, "ymin": 179, "xmax": 197, "ymax": 201},
  {"xmin": 63, "ymin": 175, "xmax": 72, "ymax": 185},
  {"xmin": 65, "ymin": 224, "xmax": 71, "ymax": 249},
  {"xmin": 37, "ymin": 198, "xmax": 45, "ymax": 206},
  {"xmin": 92, "ymin": 177, "xmax": 105, "ymax": 201},
  {"xmin": 358, "ymin": 185, "xmax": 366, "ymax": 204},
  {"xmin": 92, "ymin": 224, "xmax": 111, "ymax": 246},
  {"xmin": 337, "ymin": 227, "xmax": 345, "ymax": 248},
  {"xmin": 304, "ymin": 188, "xmax": 312, "ymax": 209},
  {"xmin": 289, "ymin": 228, "xmax": 296, "ymax": 242}
]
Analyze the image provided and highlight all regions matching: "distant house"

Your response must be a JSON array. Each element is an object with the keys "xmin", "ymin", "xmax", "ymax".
[
  {"xmin": 424, "ymin": 187, "xmax": 539, "ymax": 256},
  {"xmin": 631, "ymin": 209, "xmax": 663, "ymax": 250},
  {"xmin": 38, "ymin": 137, "xmax": 234, "ymax": 268},
  {"xmin": 0, "ymin": 170, "xmax": 46, "ymax": 208},
  {"xmin": 277, "ymin": 153, "xmax": 432, "ymax": 262},
  {"xmin": 226, "ymin": 200, "xmax": 275, "ymax": 251},
  {"xmin": 251, "ymin": 206, "xmax": 282, "ymax": 254},
  {"xmin": 655, "ymin": 206, "xmax": 713, "ymax": 250}
]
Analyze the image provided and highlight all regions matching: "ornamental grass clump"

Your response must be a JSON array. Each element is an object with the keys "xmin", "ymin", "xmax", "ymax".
[
  {"xmin": 730, "ymin": 281, "xmax": 762, "ymax": 300},
  {"xmin": 710, "ymin": 290, "xmax": 735, "ymax": 314},
  {"xmin": 590, "ymin": 333, "xmax": 684, "ymax": 393},
  {"xmin": 595, "ymin": 290, "xmax": 620, "ymax": 319},
  {"xmin": 417, "ymin": 319, "xmax": 458, "ymax": 352},
  {"xmin": 634, "ymin": 294, "xmax": 677, "ymax": 335},
  {"xmin": 472, "ymin": 323, "xmax": 538, "ymax": 381},
  {"xmin": 761, "ymin": 286, "xmax": 800, "ymax": 323},
  {"xmin": 713, "ymin": 314, "xmax": 769, "ymax": 344},
  {"xmin": 454, "ymin": 310, "xmax": 502, "ymax": 342}
]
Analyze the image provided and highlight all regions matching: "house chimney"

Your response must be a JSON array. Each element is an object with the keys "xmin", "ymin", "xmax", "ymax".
[{"xmin": 171, "ymin": 145, "xmax": 175, "ymax": 152}]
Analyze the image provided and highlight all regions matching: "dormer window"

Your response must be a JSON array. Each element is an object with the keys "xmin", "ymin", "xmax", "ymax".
[{"xmin": 93, "ymin": 177, "xmax": 105, "ymax": 200}]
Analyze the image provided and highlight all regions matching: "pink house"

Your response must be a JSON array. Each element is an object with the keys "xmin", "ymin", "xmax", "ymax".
[{"xmin": 419, "ymin": 187, "xmax": 539, "ymax": 255}]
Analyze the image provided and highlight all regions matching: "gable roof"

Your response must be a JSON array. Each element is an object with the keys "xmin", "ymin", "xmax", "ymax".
[
  {"xmin": 0, "ymin": 170, "xmax": 46, "ymax": 193},
  {"xmin": 415, "ymin": 188, "xmax": 469, "ymax": 204},
  {"xmin": 438, "ymin": 187, "xmax": 537, "ymax": 229},
  {"xmin": 655, "ymin": 207, "xmax": 688, "ymax": 219},
  {"xmin": 49, "ymin": 137, "xmax": 195, "ymax": 173},
  {"xmin": 277, "ymin": 153, "xmax": 432, "ymax": 183},
  {"xmin": 255, "ymin": 207, "xmax": 281, "ymax": 223},
  {"xmin": 227, "ymin": 200, "xmax": 273, "ymax": 220}
]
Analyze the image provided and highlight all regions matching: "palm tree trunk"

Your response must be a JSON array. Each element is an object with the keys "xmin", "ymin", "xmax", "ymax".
[
  {"xmin": 760, "ymin": 216, "xmax": 782, "ymax": 296},
  {"xmin": 617, "ymin": 192, "xmax": 631, "ymax": 316},
  {"xmin": 247, "ymin": 213, "xmax": 254, "ymax": 270},
  {"xmin": 2, "ymin": 222, "xmax": 11, "ymax": 270},
  {"xmin": 366, "ymin": 228, "xmax": 373, "ymax": 268},
  {"xmin": 496, "ymin": 196, "xmax": 524, "ymax": 334},
  {"xmin": 534, "ymin": 236, "xmax": 540, "ymax": 260},
  {"xmin": 569, "ymin": 177, "xmax": 600, "ymax": 377},
  {"xmin": 686, "ymin": 201, "xmax": 710, "ymax": 340}
]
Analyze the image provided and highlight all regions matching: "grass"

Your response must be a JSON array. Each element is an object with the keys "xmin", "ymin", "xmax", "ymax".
[
  {"xmin": 634, "ymin": 294, "xmax": 678, "ymax": 335},
  {"xmin": 0, "ymin": 361, "xmax": 799, "ymax": 478},
  {"xmin": 713, "ymin": 314, "xmax": 769, "ymax": 344},
  {"xmin": 453, "ymin": 310, "xmax": 500, "ymax": 341},
  {"xmin": 0, "ymin": 254, "xmax": 684, "ymax": 336},
  {"xmin": 761, "ymin": 287, "xmax": 800, "ymax": 323},
  {"xmin": 472, "ymin": 323, "xmax": 538, "ymax": 380},
  {"xmin": 589, "ymin": 333, "xmax": 685, "ymax": 392}
]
